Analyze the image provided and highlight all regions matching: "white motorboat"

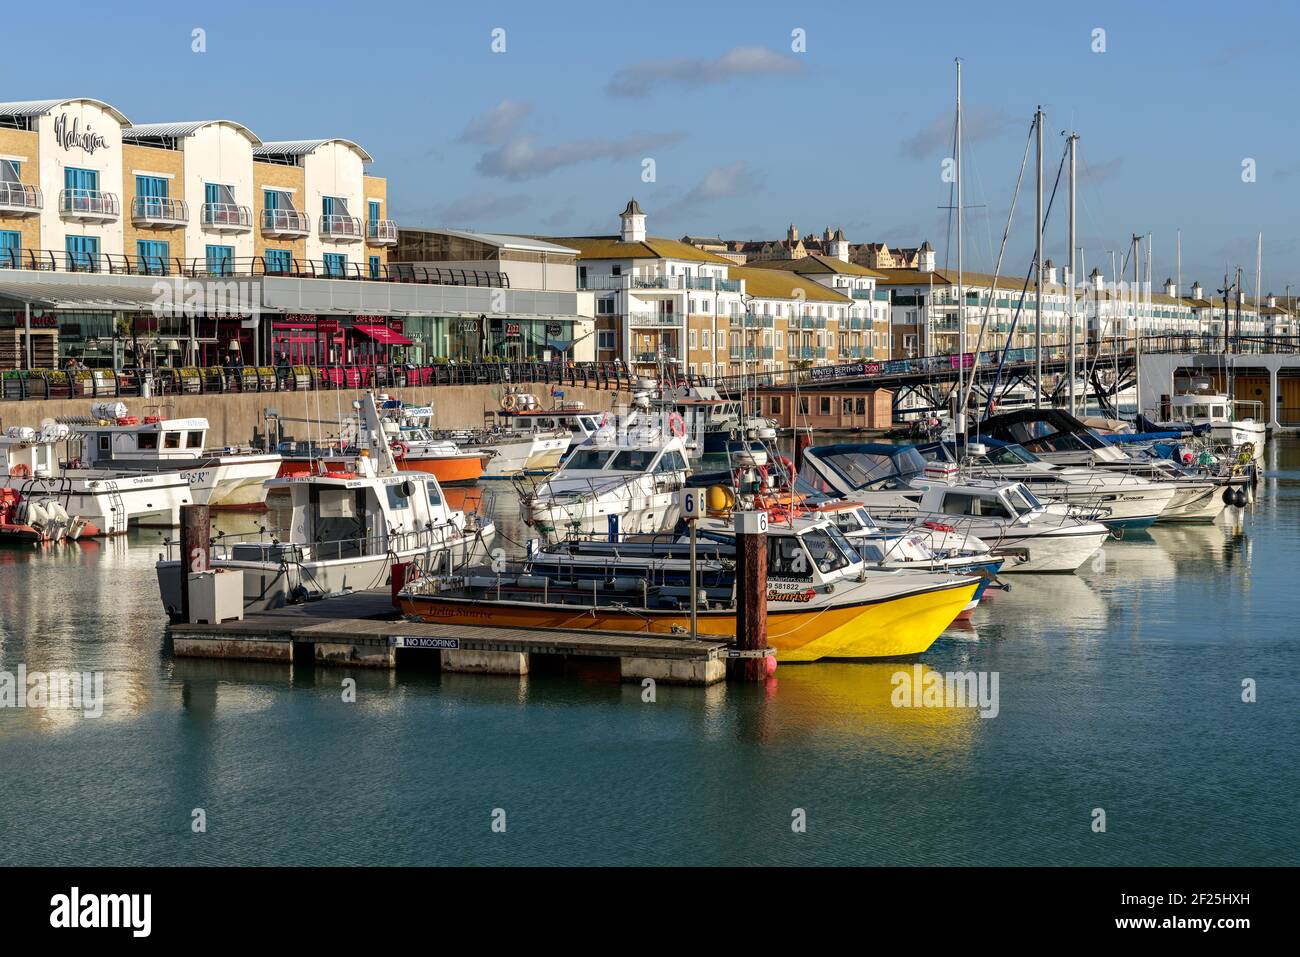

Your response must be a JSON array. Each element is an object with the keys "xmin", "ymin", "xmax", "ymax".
[
  {"xmin": 918, "ymin": 439, "xmax": 1177, "ymax": 530},
  {"xmin": 450, "ymin": 391, "xmax": 590, "ymax": 479},
  {"xmin": 518, "ymin": 420, "xmax": 692, "ymax": 542},
  {"xmin": 870, "ymin": 478, "xmax": 1110, "ymax": 573},
  {"xmin": 64, "ymin": 403, "xmax": 281, "ymax": 508},
  {"xmin": 1157, "ymin": 392, "xmax": 1267, "ymax": 459},
  {"xmin": 1, "ymin": 422, "xmax": 193, "ymax": 535},
  {"xmin": 155, "ymin": 394, "xmax": 495, "ymax": 618}
]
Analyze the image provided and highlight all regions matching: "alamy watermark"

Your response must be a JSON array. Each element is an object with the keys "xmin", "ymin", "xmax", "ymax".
[
  {"xmin": 891, "ymin": 664, "xmax": 999, "ymax": 719},
  {"xmin": 0, "ymin": 665, "xmax": 104, "ymax": 718},
  {"xmin": 150, "ymin": 277, "xmax": 261, "ymax": 321}
]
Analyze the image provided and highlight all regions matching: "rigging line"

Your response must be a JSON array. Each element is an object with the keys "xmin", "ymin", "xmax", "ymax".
[
  {"xmin": 981, "ymin": 133, "xmax": 1069, "ymax": 421},
  {"xmin": 954, "ymin": 117, "xmax": 1034, "ymax": 419}
]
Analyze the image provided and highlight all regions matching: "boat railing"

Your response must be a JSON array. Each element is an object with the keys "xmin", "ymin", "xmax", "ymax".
[{"xmin": 160, "ymin": 523, "xmax": 477, "ymax": 565}]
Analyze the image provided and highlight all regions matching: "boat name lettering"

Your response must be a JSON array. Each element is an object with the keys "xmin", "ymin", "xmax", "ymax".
[{"xmin": 767, "ymin": 590, "xmax": 813, "ymax": 603}]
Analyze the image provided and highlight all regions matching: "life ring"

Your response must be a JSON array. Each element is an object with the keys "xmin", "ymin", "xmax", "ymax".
[
  {"xmin": 667, "ymin": 411, "xmax": 686, "ymax": 437},
  {"xmin": 775, "ymin": 454, "xmax": 796, "ymax": 484},
  {"xmin": 501, "ymin": 392, "xmax": 518, "ymax": 412},
  {"xmin": 389, "ymin": 441, "xmax": 408, "ymax": 461},
  {"xmin": 10, "ymin": 463, "xmax": 31, "ymax": 478},
  {"xmin": 69, "ymin": 458, "xmax": 83, "ymax": 469}
]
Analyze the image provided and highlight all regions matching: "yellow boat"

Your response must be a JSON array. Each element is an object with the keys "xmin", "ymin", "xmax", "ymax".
[{"xmin": 399, "ymin": 517, "xmax": 978, "ymax": 661}]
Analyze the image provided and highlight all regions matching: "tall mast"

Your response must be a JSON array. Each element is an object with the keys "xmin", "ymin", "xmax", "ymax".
[
  {"xmin": 955, "ymin": 58, "xmax": 965, "ymax": 436},
  {"xmin": 1067, "ymin": 131, "xmax": 1078, "ymax": 415},
  {"xmin": 1256, "ymin": 231, "xmax": 1263, "ymax": 340},
  {"xmin": 1132, "ymin": 234, "xmax": 1142, "ymax": 417},
  {"xmin": 1034, "ymin": 106, "xmax": 1044, "ymax": 408}
]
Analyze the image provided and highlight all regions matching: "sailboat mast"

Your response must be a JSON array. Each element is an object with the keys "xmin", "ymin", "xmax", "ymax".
[
  {"xmin": 1132, "ymin": 233, "xmax": 1142, "ymax": 418},
  {"xmin": 1067, "ymin": 132, "xmax": 1078, "ymax": 416},
  {"xmin": 955, "ymin": 58, "xmax": 965, "ymax": 437},
  {"xmin": 1034, "ymin": 106, "xmax": 1044, "ymax": 409}
]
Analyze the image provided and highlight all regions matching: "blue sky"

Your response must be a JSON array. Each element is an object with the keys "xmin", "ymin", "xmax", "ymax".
[{"xmin": 10, "ymin": 0, "xmax": 1298, "ymax": 294}]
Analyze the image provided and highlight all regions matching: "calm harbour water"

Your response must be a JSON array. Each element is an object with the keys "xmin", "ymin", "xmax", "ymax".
[{"xmin": 1, "ymin": 438, "xmax": 1297, "ymax": 866}]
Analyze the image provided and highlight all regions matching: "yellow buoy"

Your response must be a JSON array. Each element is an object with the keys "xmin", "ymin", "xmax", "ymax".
[{"xmin": 706, "ymin": 484, "xmax": 735, "ymax": 513}]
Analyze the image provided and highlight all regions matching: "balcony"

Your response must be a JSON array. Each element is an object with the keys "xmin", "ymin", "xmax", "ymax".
[
  {"xmin": 0, "ymin": 183, "xmax": 42, "ymax": 216},
  {"xmin": 58, "ymin": 189, "xmax": 119, "ymax": 222},
  {"xmin": 261, "ymin": 208, "xmax": 310, "ymax": 238},
  {"xmin": 202, "ymin": 203, "xmax": 252, "ymax": 232},
  {"xmin": 798, "ymin": 316, "xmax": 815, "ymax": 330},
  {"xmin": 740, "ymin": 313, "xmax": 774, "ymax": 329},
  {"xmin": 851, "ymin": 288, "xmax": 873, "ymax": 300},
  {"xmin": 367, "ymin": 219, "xmax": 398, "ymax": 245},
  {"xmin": 131, "ymin": 196, "xmax": 189, "ymax": 228},
  {"xmin": 715, "ymin": 278, "xmax": 740, "ymax": 292},
  {"xmin": 629, "ymin": 312, "xmax": 680, "ymax": 328},
  {"xmin": 320, "ymin": 214, "xmax": 364, "ymax": 242},
  {"xmin": 849, "ymin": 317, "xmax": 866, "ymax": 330}
]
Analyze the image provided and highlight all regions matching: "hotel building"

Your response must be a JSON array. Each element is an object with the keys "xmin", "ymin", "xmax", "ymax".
[{"xmin": 0, "ymin": 97, "xmax": 578, "ymax": 370}]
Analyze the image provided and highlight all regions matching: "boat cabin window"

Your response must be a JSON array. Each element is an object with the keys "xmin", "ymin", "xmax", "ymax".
[
  {"xmin": 610, "ymin": 449, "xmax": 656, "ymax": 471},
  {"xmin": 385, "ymin": 483, "xmax": 412, "ymax": 512},
  {"xmin": 1005, "ymin": 486, "xmax": 1041, "ymax": 515},
  {"xmin": 1211, "ymin": 405, "xmax": 1226, "ymax": 418},
  {"xmin": 655, "ymin": 450, "xmax": 687, "ymax": 473},
  {"xmin": 940, "ymin": 492, "xmax": 1013, "ymax": 519},
  {"xmin": 187, "ymin": 430, "xmax": 205, "ymax": 449},
  {"xmin": 565, "ymin": 449, "xmax": 615, "ymax": 470},
  {"xmin": 801, "ymin": 527, "xmax": 858, "ymax": 573},
  {"xmin": 425, "ymin": 480, "xmax": 442, "ymax": 506},
  {"xmin": 164, "ymin": 432, "xmax": 181, "ymax": 449},
  {"xmin": 97, "ymin": 434, "xmax": 111, "ymax": 454},
  {"xmin": 768, "ymin": 536, "xmax": 811, "ymax": 579},
  {"xmin": 137, "ymin": 433, "xmax": 158, "ymax": 451},
  {"xmin": 312, "ymin": 486, "xmax": 367, "ymax": 557}
]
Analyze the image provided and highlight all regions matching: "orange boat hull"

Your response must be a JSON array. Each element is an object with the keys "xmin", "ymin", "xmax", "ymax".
[{"xmin": 277, "ymin": 453, "xmax": 485, "ymax": 485}]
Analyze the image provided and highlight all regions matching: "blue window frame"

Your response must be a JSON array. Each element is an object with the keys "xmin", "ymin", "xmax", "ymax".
[
  {"xmin": 263, "ymin": 188, "xmax": 282, "ymax": 210},
  {"xmin": 322, "ymin": 196, "xmax": 340, "ymax": 218},
  {"xmin": 265, "ymin": 248, "xmax": 292, "ymax": 274},
  {"xmin": 323, "ymin": 253, "xmax": 347, "ymax": 277},
  {"xmin": 0, "ymin": 229, "xmax": 20, "ymax": 268},
  {"xmin": 367, "ymin": 201, "xmax": 380, "ymax": 223},
  {"xmin": 1, "ymin": 159, "xmax": 20, "ymax": 183},
  {"xmin": 368, "ymin": 255, "xmax": 380, "ymax": 279},
  {"xmin": 66, "ymin": 235, "xmax": 100, "ymax": 272},
  {"xmin": 64, "ymin": 167, "xmax": 99, "ymax": 192},
  {"xmin": 206, "ymin": 244, "xmax": 234, "ymax": 276},
  {"xmin": 137, "ymin": 239, "xmax": 170, "ymax": 276}
]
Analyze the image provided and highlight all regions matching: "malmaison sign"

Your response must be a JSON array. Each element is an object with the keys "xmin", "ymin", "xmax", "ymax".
[{"xmin": 53, "ymin": 113, "xmax": 109, "ymax": 155}]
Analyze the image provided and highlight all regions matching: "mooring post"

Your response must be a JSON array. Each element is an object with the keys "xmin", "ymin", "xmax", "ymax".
[
  {"xmin": 730, "ymin": 509, "xmax": 770, "ymax": 681},
  {"xmin": 179, "ymin": 503, "xmax": 211, "ymax": 623}
]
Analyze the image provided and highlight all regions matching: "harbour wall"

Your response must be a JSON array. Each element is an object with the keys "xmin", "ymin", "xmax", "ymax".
[{"xmin": 0, "ymin": 385, "xmax": 621, "ymax": 448}]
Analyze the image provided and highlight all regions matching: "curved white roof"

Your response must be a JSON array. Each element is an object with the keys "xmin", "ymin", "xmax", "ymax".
[
  {"xmin": 123, "ymin": 120, "xmax": 262, "ymax": 146},
  {"xmin": 0, "ymin": 98, "xmax": 131, "ymax": 125},
  {"xmin": 253, "ymin": 138, "xmax": 373, "ymax": 163}
]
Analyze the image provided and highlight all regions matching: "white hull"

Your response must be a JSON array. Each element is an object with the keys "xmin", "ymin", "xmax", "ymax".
[
  {"xmin": 473, "ymin": 436, "xmax": 570, "ymax": 479},
  {"xmin": 995, "ymin": 527, "xmax": 1110, "ymax": 573},
  {"xmin": 181, "ymin": 455, "xmax": 282, "ymax": 507},
  {"xmin": 157, "ymin": 524, "xmax": 495, "ymax": 616},
  {"xmin": 1157, "ymin": 482, "xmax": 1229, "ymax": 523},
  {"xmin": 525, "ymin": 486, "xmax": 682, "ymax": 542},
  {"xmin": 2, "ymin": 470, "xmax": 193, "ymax": 534},
  {"xmin": 1050, "ymin": 484, "xmax": 1175, "ymax": 527},
  {"xmin": 1211, "ymin": 422, "xmax": 1266, "ymax": 457}
]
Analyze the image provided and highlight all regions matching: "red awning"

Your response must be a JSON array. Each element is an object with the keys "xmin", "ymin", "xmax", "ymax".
[{"xmin": 351, "ymin": 322, "xmax": 413, "ymax": 345}]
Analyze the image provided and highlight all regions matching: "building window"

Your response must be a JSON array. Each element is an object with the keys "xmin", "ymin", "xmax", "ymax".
[
  {"xmin": 770, "ymin": 395, "xmax": 782, "ymax": 414},
  {"xmin": 368, "ymin": 200, "xmax": 381, "ymax": 223},
  {"xmin": 135, "ymin": 175, "xmax": 170, "ymax": 216},
  {"xmin": 323, "ymin": 253, "xmax": 347, "ymax": 277},
  {"xmin": 0, "ymin": 229, "xmax": 19, "ymax": 268},
  {"xmin": 369, "ymin": 255, "xmax": 381, "ymax": 279},
  {"xmin": 65, "ymin": 235, "xmax": 100, "ymax": 272},
  {"xmin": 136, "ymin": 239, "xmax": 169, "ymax": 276},
  {"xmin": 596, "ymin": 298, "xmax": 614, "ymax": 315},
  {"xmin": 0, "ymin": 158, "xmax": 19, "ymax": 182},
  {"xmin": 205, "ymin": 244, "xmax": 234, "ymax": 276},
  {"xmin": 598, "ymin": 330, "xmax": 616, "ymax": 350},
  {"xmin": 689, "ymin": 329, "xmax": 697, "ymax": 350},
  {"xmin": 265, "ymin": 248, "xmax": 292, "ymax": 274},
  {"xmin": 819, "ymin": 397, "xmax": 831, "ymax": 415}
]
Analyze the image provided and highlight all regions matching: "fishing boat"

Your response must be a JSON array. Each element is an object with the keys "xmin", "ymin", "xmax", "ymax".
[
  {"xmin": 63, "ymin": 403, "xmax": 281, "ymax": 508},
  {"xmin": 1154, "ymin": 391, "xmax": 1266, "ymax": 459},
  {"xmin": 518, "ymin": 418, "xmax": 692, "ymax": 542},
  {"xmin": 155, "ymin": 394, "xmax": 494, "ymax": 618},
  {"xmin": 400, "ymin": 515, "xmax": 979, "ymax": 661},
  {"xmin": 1, "ymin": 422, "xmax": 193, "ymax": 535},
  {"xmin": 448, "ymin": 391, "xmax": 583, "ymax": 479}
]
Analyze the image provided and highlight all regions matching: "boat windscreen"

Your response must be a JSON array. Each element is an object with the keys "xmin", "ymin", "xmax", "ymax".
[
  {"xmin": 610, "ymin": 449, "xmax": 658, "ymax": 472},
  {"xmin": 800, "ymin": 525, "xmax": 859, "ymax": 572},
  {"xmin": 981, "ymin": 443, "xmax": 1038, "ymax": 465},
  {"xmin": 564, "ymin": 449, "xmax": 615, "ymax": 470},
  {"xmin": 815, "ymin": 447, "xmax": 926, "ymax": 490}
]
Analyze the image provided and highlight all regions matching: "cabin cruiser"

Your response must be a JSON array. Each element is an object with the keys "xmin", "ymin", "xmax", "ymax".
[
  {"xmin": 1151, "ymin": 392, "xmax": 1266, "ymax": 458},
  {"xmin": 446, "ymin": 391, "xmax": 586, "ymax": 479},
  {"xmin": 63, "ymin": 403, "xmax": 281, "ymax": 508},
  {"xmin": 866, "ymin": 478, "xmax": 1110, "ymax": 573},
  {"xmin": 646, "ymin": 384, "xmax": 775, "ymax": 456},
  {"xmin": 915, "ymin": 439, "xmax": 1177, "ymax": 530},
  {"xmin": 518, "ymin": 420, "xmax": 692, "ymax": 542},
  {"xmin": 400, "ymin": 514, "xmax": 980, "ymax": 661},
  {"xmin": 155, "ymin": 394, "xmax": 494, "ymax": 618},
  {"xmin": 1, "ymin": 422, "xmax": 193, "ymax": 535},
  {"xmin": 796, "ymin": 443, "xmax": 929, "ymax": 512}
]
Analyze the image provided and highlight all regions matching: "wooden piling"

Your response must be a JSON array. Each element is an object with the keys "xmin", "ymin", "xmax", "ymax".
[
  {"xmin": 730, "ymin": 510, "xmax": 769, "ymax": 681},
  {"xmin": 794, "ymin": 430, "xmax": 812, "ymax": 472},
  {"xmin": 179, "ymin": 503, "xmax": 211, "ymax": 624}
]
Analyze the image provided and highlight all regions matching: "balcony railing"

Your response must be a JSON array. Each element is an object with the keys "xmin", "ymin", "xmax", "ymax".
[
  {"xmin": 629, "ymin": 312, "xmax": 680, "ymax": 327},
  {"xmin": 202, "ymin": 203, "xmax": 252, "ymax": 231},
  {"xmin": 261, "ymin": 208, "xmax": 310, "ymax": 237},
  {"xmin": 740, "ymin": 313, "xmax": 775, "ymax": 329},
  {"xmin": 59, "ymin": 189, "xmax": 119, "ymax": 221},
  {"xmin": 0, "ymin": 245, "xmax": 511, "ymax": 288},
  {"xmin": 716, "ymin": 279, "xmax": 740, "ymax": 292},
  {"xmin": 0, "ymin": 183, "xmax": 42, "ymax": 215},
  {"xmin": 321, "ymin": 214, "xmax": 364, "ymax": 241},
  {"xmin": 131, "ymin": 196, "xmax": 189, "ymax": 227},
  {"xmin": 851, "ymin": 288, "xmax": 873, "ymax": 300},
  {"xmin": 367, "ymin": 219, "xmax": 398, "ymax": 245}
]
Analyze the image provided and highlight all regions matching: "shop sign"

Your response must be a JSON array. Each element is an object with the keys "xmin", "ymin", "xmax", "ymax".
[
  {"xmin": 504, "ymin": 321, "xmax": 521, "ymax": 338},
  {"xmin": 387, "ymin": 318, "xmax": 404, "ymax": 334},
  {"xmin": 546, "ymin": 323, "xmax": 562, "ymax": 337},
  {"xmin": 317, "ymin": 320, "xmax": 340, "ymax": 334},
  {"xmin": 458, "ymin": 319, "xmax": 479, "ymax": 332}
]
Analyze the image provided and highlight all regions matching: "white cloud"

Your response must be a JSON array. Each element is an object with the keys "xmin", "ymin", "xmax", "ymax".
[{"xmin": 607, "ymin": 45, "xmax": 802, "ymax": 97}]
